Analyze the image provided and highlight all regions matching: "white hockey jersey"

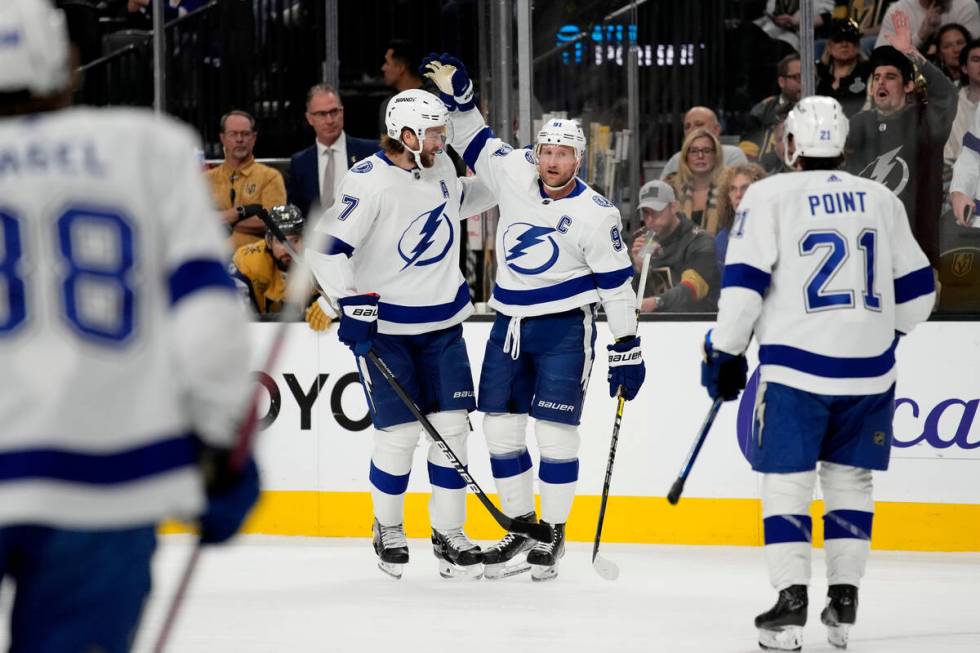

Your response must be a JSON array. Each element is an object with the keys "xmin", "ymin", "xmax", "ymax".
[
  {"xmin": 307, "ymin": 149, "xmax": 496, "ymax": 335},
  {"xmin": 713, "ymin": 170, "xmax": 935, "ymax": 396},
  {"xmin": 0, "ymin": 108, "xmax": 250, "ymax": 528},
  {"xmin": 449, "ymin": 109, "xmax": 636, "ymax": 335},
  {"xmin": 950, "ymin": 102, "xmax": 980, "ymax": 200}
]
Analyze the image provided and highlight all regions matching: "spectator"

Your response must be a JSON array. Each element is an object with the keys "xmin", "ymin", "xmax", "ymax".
[
  {"xmin": 755, "ymin": 0, "xmax": 834, "ymax": 55},
  {"xmin": 664, "ymin": 128, "xmax": 728, "ymax": 235},
  {"xmin": 847, "ymin": 10, "xmax": 957, "ymax": 265},
  {"xmin": 205, "ymin": 110, "xmax": 287, "ymax": 252},
  {"xmin": 739, "ymin": 54, "xmax": 803, "ymax": 160},
  {"xmin": 287, "ymin": 84, "xmax": 377, "ymax": 217},
  {"xmin": 836, "ymin": 0, "xmax": 899, "ymax": 54},
  {"xmin": 378, "ymin": 40, "xmax": 424, "ymax": 132},
  {"xmin": 933, "ymin": 22, "xmax": 971, "ymax": 83},
  {"xmin": 758, "ymin": 106, "xmax": 798, "ymax": 174},
  {"xmin": 945, "ymin": 38, "xmax": 980, "ymax": 167},
  {"xmin": 630, "ymin": 180, "xmax": 719, "ymax": 313},
  {"xmin": 875, "ymin": 0, "xmax": 980, "ymax": 50},
  {"xmin": 659, "ymin": 106, "xmax": 747, "ymax": 180},
  {"xmin": 817, "ymin": 19, "xmax": 874, "ymax": 116},
  {"xmin": 714, "ymin": 163, "xmax": 768, "ymax": 271}
]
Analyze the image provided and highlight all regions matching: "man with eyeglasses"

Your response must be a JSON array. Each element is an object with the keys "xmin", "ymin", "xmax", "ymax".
[
  {"xmin": 658, "ymin": 106, "xmax": 748, "ymax": 180},
  {"xmin": 205, "ymin": 109, "xmax": 286, "ymax": 251},
  {"xmin": 287, "ymin": 84, "xmax": 377, "ymax": 217},
  {"xmin": 740, "ymin": 54, "xmax": 804, "ymax": 161}
]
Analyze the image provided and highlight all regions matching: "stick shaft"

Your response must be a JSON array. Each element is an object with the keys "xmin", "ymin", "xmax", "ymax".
[{"xmin": 592, "ymin": 395, "xmax": 625, "ymax": 562}]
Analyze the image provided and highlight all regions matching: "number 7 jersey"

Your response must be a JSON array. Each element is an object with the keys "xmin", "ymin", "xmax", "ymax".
[{"xmin": 713, "ymin": 170, "xmax": 936, "ymax": 396}]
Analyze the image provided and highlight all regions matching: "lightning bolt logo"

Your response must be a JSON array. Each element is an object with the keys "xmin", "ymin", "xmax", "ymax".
[
  {"xmin": 398, "ymin": 202, "xmax": 452, "ymax": 270},
  {"xmin": 503, "ymin": 223, "xmax": 560, "ymax": 275},
  {"xmin": 861, "ymin": 146, "xmax": 909, "ymax": 196}
]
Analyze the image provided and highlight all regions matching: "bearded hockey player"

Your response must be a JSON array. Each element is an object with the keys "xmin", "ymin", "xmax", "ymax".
[
  {"xmin": 421, "ymin": 54, "xmax": 646, "ymax": 581},
  {"xmin": 306, "ymin": 89, "xmax": 496, "ymax": 579},
  {"xmin": 702, "ymin": 96, "xmax": 935, "ymax": 650}
]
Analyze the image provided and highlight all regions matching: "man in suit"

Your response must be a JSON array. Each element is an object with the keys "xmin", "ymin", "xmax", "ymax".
[{"xmin": 287, "ymin": 84, "xmax": 377, "ymax": 216}]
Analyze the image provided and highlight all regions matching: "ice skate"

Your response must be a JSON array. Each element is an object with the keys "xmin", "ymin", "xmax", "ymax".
[
  {"xmin": 527, "ymin": 521, "xmax": 565, "ymax": 582},
  {"xmin": 482, "ymin": 512, "xmax": 538, "ymax": 580},
  {"xmin": 372, "ymin": 519, "xmax": 409, "ymax": 579},
  {"xmin": 821, "ymin": 584, "xmax": 858, "ymax": 649},
  {"xmin": 755, "ymin": 584, "xmax": 807, "ymax": 651},
  {"xmin": 431, "ymin": 527, "xmax": 484, "ymax": 579}
]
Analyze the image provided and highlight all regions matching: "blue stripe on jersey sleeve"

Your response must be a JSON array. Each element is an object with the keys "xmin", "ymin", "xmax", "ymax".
[
  {"xmin": 168, "ymin": 259, "xmax": 236, "ymax": 305},
  {"xmin": 594, "ymin": 265, "xmax": 634, "ymax": 289},
  {"xmin": 462, "ymin": 127, "xmax": 494, "ymax": 172},
  {"xmin": 0, "ymin": 434, "xmax": 197, "ymax": 485},
  {"xmin": 759, "ymin": 337, "xmax": 898, "ymax": 378},
  {"xmin": 894, "ymin": 266, "xmax": 935, "ymax": 303},
  {"xmin": 379, "ymin": 282, "xmax": 470, "ymax": 324},
  {"xmin": 722, "ymin": 263, "xmax": 771, "ymax": 296},
  {"xmin": 963, "ymin": 131, "xmax": 980, "ymax": 156},
  {"xmin": 324, "ymin": 235, "xmax": 355, "ymax": 257}
]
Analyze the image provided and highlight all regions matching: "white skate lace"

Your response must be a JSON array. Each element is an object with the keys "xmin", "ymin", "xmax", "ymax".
[
  {"xmin": 487, "ymin": 532, "xmax": 521, "ymax": 552},
  {"xmin": 440, "ymin": 528, "xmax": 477, "ymax": 552},
  {"xmin": 531, "ymin": 536, "xmax": 554, "ymax": 554},
  {"xmin": 379, "ymin": 524, "xmax": 407, "ymax": 549}
]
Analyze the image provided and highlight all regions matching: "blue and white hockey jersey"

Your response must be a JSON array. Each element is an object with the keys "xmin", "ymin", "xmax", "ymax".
[
  {"xmin": 308, "ymin": 149, "xmax": 496, "ymax": 335},
  {"xmin": 0, "ymin": 108, "xmax": 250, "ymax": 528},
  {"xmin": 713, "ymin": 170, "xmax": 935, "ymax": 395},
  {"xmin": 449, "ymin": 109, "xmax": 637, "ymax": 336}
]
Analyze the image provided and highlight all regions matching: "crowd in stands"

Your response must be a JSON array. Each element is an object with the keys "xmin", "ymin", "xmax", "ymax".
[{"xmin": 191, "ymin": 2, "xmax": 980, "ymax": 320}]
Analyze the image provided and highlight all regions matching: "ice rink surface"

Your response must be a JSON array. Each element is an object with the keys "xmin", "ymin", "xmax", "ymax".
[{"xmin": 108, "ymin": 535, "xmax": 980, "ymax": 652}]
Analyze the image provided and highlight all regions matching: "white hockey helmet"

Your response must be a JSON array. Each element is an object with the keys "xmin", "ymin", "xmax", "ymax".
[
  {"xmin": 0, "ymin": 0, "xmax": 70, "ymax": 96},
  {"xmin": 534, "ymin": 118, "xmax": 587, "ymax": 162},
  {"xmin": 783, "ymin": 96, "xmax": 849, "ymax": 167},
  {"xmin": 385, "ymin": 88, "xmax": 449, "ymax": 145}
]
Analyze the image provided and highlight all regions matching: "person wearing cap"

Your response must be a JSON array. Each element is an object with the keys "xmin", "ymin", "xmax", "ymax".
[
  {"xmin": 630, "ymin": 180, "xmax": 719, "ymax": 312},
  {"xmin": 846, "ymin": 9, "xmax": 957, "ymax": 265},
  {"xmin": 817, "ymin": 19, "xmax": 874, "ymax": 117}
]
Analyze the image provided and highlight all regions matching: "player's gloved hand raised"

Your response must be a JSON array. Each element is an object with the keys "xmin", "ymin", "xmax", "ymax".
[
  {"xmin": 337, "ymin": 293, "xmax": 380, "ymax": 356},
  {"xmin": 420, "ymin": 52, "xmax": 474, "ymax": 111},
  {"xmin": 197, "ymin": 444, "xmax": 261, "ymax": 545},
  {"xmin": 305, "ymin": 296, "xmax": 334, "ymax": 332},
  {"xmin": 607, "ymin": 336, "xmax": 646, "ymax": 400},
  {"xmin": 701, "ymin": 330, "xmax": 747, "ymax": 401}
]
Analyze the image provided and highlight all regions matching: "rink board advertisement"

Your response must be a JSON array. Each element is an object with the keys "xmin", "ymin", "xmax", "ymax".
[{"xmin": 229, "ymin": 320, "xmax": 980, "ymax": 552}]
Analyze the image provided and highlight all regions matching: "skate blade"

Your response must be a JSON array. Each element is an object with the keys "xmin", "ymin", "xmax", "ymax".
[
  {"xmin": 484, "ymin": 560, "xmax": 531, "ymax": 580},
  {"xmin": 377, "ymin": 561, "xmax": 405, "ymax": 579},
  {"xmin": 758, "ymin": 625, "xmax": 803, "ymax": 651},
  {"xmin": 530, "ymin": 564, "xmax": 558, "ymax": 582},
  {"xmin": 826, "ymin": 624, "xmax": 850, "ymax": 649},
  {"xmin": 437, "ymin": 560, "xmax": 484, "ymax": 580}
]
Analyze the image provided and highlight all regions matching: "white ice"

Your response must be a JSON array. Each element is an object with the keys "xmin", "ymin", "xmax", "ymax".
[
  {"xmin": 2, "ymin": 534, "xmax": 977, "ymax": 652},
  {"xmin": 107, "ymin": 535, "xmax": 980, "ymax": 652}
]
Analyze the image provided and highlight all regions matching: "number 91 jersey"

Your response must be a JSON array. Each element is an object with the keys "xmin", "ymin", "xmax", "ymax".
[{"xmin": 713, "ymin": 170, "xmax": 936, "ymax": 396}]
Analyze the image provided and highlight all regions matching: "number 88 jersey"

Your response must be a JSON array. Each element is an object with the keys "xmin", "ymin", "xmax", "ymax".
[{"xmin": 713, "ymin": 170, "xmax": 935, "ymax": 396}]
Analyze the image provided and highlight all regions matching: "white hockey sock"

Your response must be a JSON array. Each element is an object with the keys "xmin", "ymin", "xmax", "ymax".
[
  {"xmin": 761, "ymin": 471, "xmax": 817, "ymax": 590},
  {"xmin": 536, "ymin": 420, "xmax": 581, "ymax": 525},
  {"xmin": 369, "ymin": 422, "xmax": 421, "ymax": 527},
  {"xmin": 425, "ymin": 410, "xmax": 470, "ymax": 532},
  {"xmin": 820, "ymin": 462, "xmax": 874, "ymax": 587},
  {"xmin": 484, "ymin": 413, "xmax": 535, "ymax": 518}
]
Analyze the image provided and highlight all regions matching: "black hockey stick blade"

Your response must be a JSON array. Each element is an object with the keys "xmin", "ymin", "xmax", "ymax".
[{"xmin": 666, "ymin": 478, "xmax": 685, "ymax": 505}]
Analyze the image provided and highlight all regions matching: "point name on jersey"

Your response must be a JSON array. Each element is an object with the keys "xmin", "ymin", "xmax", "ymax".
[{"xmin": 807, "ymin": 191, "xmax": 867, "ymax": 217}]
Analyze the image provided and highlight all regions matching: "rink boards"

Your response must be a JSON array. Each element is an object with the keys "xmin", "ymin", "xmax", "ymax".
[{"xmin": 221, "ymin": 319, "xmax": 980, "ymax": 552}]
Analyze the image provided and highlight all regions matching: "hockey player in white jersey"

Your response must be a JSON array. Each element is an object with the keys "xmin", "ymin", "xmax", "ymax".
[
  {"xmin": 702, "ymin": 97, "xmax": 935, "ymax": 651},
  {"xmin": 950, "ymin": 101, "xmax": 980, "ymax": 226},
  {"xmin": 421, "ymin": 54, "xmax": 646, "ymax": 581},
  {"xmin": 0, "ymin": 1, "xmax": 259, "ymax": 650},
  {"xmin": 306, "ymin": 89, "xmax": 497, "ymax": 579}
]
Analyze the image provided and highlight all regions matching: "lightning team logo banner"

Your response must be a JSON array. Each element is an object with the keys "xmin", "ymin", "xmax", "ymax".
[
  {"xmin": 397, "ymin": 202, "xmax": 454, "ymax": 271},
  {"xmin": 502, "ymin": 222, "xmax": 560, "ymax": 275}
]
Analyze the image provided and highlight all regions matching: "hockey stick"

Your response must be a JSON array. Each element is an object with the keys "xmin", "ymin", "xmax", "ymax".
[
  {"xmin": 153, "ymin": 234, "xmax": 314, "ymax": 653},
  {"xmin": 666, "ymin": 397, "xmax": 723, "ymax": 505},
  {"xmin": 365, "ymin": 350, "xmax": 552, "ymax": 543},
  {"xmin": 592, "ymin": 392, "xmax": 625, "ymax": 581}
]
